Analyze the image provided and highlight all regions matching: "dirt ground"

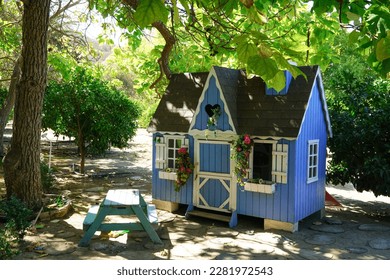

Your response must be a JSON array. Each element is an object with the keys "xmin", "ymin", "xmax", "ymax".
[{"xmin": 1, "ymin": 129, "xmax": 390, "ymax": 260}]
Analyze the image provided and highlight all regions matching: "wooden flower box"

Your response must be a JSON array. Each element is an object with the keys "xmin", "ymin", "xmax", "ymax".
[
  {"xmin": 244, "ymin": 181, "xmax": 276, "ymax": 194},
  {"xmin": 158, "ymin": 171, "xmax": 177, "ymax": 181}
]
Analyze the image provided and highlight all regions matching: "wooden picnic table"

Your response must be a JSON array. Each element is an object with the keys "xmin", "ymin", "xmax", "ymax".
[{"xmin": 79, "ymin": 189, "xmax": 162, "ymax": 247}]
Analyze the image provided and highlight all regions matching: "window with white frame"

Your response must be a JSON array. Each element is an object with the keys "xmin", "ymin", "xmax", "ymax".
[
  {"xmin": 154, "ymin": 135, "xmax": 187, "ymax": 170},
  {"xmin": 248, "ymin": 140, "xmax": 288, "ymax": 184},
  {"xmin": 307, "ymin": 140, "xmax": 319, "ymax": 183},
  {"xmin": 167, "ymin": 137, "xmax": 183, "ymax": 169}
]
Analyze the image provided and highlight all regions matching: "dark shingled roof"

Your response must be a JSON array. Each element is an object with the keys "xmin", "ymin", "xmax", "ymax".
[
  {"xmin": 148, "ymin": 65, "xmax": 325, "ymax": 138},
  {"xmin": 148, "ymin": 72, "xmax": 209, "ymax": 133}
]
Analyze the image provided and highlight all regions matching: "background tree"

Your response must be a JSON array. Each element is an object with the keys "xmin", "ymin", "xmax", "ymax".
[
  {"xmin": 0, "ymin": 0, "xmax": 89, "ymax": 156},
  {"xmin": 325, "ymin": 34, "xmax": 390, "ymax": 197},
  {"xmin": 42, "ymin": 67, "xmax": 140, "ymax": 174}
]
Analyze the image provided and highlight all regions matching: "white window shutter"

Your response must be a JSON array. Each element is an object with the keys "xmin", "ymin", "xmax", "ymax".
[
  {"xmin": 272, "ymin": 144, "xmax": 288, "ymax": 184},
  {"xmin": 155, "ymin": 136, "xmax": 166, "ymax": 169},
  {"xmin": 183, "ymin": 138, "xmax": 189, "ymax": 147}
]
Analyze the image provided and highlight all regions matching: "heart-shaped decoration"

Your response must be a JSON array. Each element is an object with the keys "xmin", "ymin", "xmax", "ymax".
[{"xmin": 205, "ymin": 104, "xmax": 220, "ymax": 117}]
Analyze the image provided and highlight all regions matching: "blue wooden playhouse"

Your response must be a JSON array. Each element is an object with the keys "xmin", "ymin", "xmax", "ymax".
[{"xmin": 147, "ymin": 65, "xmax": 332, "ymax": 232}]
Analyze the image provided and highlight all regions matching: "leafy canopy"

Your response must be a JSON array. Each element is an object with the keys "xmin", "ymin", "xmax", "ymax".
[{"xmin": 88, "ymin": 0, "xmax": 389, "ymax": 93}]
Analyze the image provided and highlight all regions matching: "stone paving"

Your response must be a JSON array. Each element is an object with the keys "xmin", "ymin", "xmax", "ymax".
[{"xmin": 14, "ymin": 187, "xmax": 390, "ymax": 260}]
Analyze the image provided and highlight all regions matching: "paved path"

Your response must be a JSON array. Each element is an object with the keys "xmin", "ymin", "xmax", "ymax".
[{"xmin": 15, "ymin": 184, "xmax": 390, "ymax": 260}]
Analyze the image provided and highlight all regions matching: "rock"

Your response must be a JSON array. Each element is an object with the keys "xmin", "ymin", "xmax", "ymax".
[
  {"xmin": 45, "ymin": 242, "xmax": 77, "ymax": 256},
  {"xmin": 56, "ymin": 232, "xmax": 76, "ymax": 238},
  {"xmin": 170, "ymin": 243, "xmax": 206, "ymax": 258},
  {"xmin": 172, "ymin": 220, "xmax": 203, "ymax": 230},
  {"xmin": 309, "ymin": 224, "xmax": 345, "ymax": 233},
  {"xmin": 358, "ymin": 224, "xmax": 390, "ymax": 232},
  {"xmin": 118, "ymin": 250, "xmax": 158, "ymax": 260},
  {"xmin": 299, "ymin": 248, "xmax": 333, "ymax": 260},
  {"xmin": 368, "ymin": 238, "xmax": 390, "ymax": 250},
  {"xmin": 346, "ymin": 247, "xmax": 368, "ymax": 254},
  {"xmin": 160, "ymin": 231, "xmax": 194, "ymax": 241},
  {"xmin": 90, "ymin": 241, "xmax": 110, "ymax": 251},
  {"xmin": 157, "ymin": 211, "xmax": 176, "ymax": 223},
  {"xmin": 254, "ymin": 232, "xmax": 286, "ymax": 245},
  {"xmin": 209, "ymin": 237, "xmax": 235, "ymax": 245},
  {"xmin": 207, "ymin": 227, "xmax": 239, "ymax": 237},
  {"xmin": 214, "ymin": 252, "xmax": 239, "ymax": 260},
  {"xmin": 324, "ymin": 217, "xmax": 343, "ymax": 225},
  {"xmin": 85, "ymin": 187, "xmax": 105, "ymax": 192},
  {"xmin": 305, "ymin": 234, "xmax": 336, "ymax": 245}
]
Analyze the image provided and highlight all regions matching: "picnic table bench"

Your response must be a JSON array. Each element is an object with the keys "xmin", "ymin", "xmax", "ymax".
[{"xmin": 79, "ymin": 189, "xmax": 162, "ymax": 247}]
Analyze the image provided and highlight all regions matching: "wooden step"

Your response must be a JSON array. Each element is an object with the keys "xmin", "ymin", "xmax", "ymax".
[{"xmin": 186, "ymin": 209, "xmax": 231, "ymax": 223}]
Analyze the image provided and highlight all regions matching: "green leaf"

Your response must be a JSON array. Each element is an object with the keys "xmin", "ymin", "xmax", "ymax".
[
  {"xmin": 133, "ymin": 0, "xmax": 169, "ymax": 28},
  {"xmin": 237, "ymin": 39, "xmax": 257, "ymax": 62},
  {"xmin": 376, "ymin": 36, "xmax": 390, "ymax": 61},
  {"xmin": 247, "ymin": 55, "xmax": 279, "ymax": 81},
  {"xmin": 267, "ymin": 70, "xmax": 286, "ymax": 92},
  {"xmin": 247, "ymin": 7, "xmax": 267, "ymax": 25},
  {"xmin": 346, "ymin": 11, "xmax": 360, "ymax": 21},
  {"xmin": 172, "ymin": 0, "xmax": 180, "ymax": 24},
  {"xmin": 348, "ymin": 30, "xmax": 360, "ymax": 45},
  {"xmin": 272, "ymin": 53, "xmax": 306, "ymax": 80}
]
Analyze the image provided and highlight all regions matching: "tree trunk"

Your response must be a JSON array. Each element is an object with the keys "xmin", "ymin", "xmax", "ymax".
[
  {"xmin": 0, "ymin": 56, "xmax": 22, "ymax": 156},
  {"xmin": 78, "ymin": 133, "xmax": 86, "ymax": 174},
  {"xmin": 3, "ymin": 0, "xmax": 51, "ymax": 209}
]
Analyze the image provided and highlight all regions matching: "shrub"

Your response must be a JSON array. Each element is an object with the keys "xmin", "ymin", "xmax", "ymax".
[{"xmin": 0, "ymin": 196, "xmax": 33, "ymax": 259}]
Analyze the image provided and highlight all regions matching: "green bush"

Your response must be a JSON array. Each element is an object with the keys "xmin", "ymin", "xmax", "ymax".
[
  {"xmin": 0, "ymin": 196, "xmax": 33, "ymax": 259},
  {"xmin": 325, "ymin": 50, "xmax": 390, "ymax": 197},
  {"xmin": 41, "ymin": 161, "xmax": 54, "ymax": 193}
]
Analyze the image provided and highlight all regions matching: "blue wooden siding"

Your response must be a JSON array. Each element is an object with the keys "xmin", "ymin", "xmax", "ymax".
[
  {"xmin": 293, "ymin": 77, "xmax": 327, "ymax": 221},
  {"xmin": 199, "ymin": 142, "xmax": 230, "ymax": 173},
  {"xmin": 236, "ymin": 139, "xmax": 296, "ymax": 223},
  {"xmin": 152, "ymin": 133, "xmax": 194, "ymax": 204},
  {"xmin": 192, "ymin": 75, "xmax": 233, "ymax": 131}
]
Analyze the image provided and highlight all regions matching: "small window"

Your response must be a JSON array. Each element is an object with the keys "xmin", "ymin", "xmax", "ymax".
[
  {"xmin": 166, "ymin": 137, "xmax": 183, "ymax": 169},
  {"xmin": 253, "ymin": 143, "xmax": 273, "ymax": 181},
  {"xmin": 248, "ymin": 141, "xmax": 288, "ymax": 184},
  {"xmin": 307, "ymin": 140, "xmax": 319, "ymax": 183}
]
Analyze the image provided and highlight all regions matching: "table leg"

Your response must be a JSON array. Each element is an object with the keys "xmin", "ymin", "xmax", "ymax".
[
  {"xmin": 79, "ymin": 206, "xmax": 111, "ymax": 247},
  {"xmin": 132, "ymin": 205, "xmax": 162, "ymax": 244}
]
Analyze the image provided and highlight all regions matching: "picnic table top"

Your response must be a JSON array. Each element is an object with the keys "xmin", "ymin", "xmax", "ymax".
[{"xmin": 103, "ymin": 189, "xmax": 140, "ymax": 207}]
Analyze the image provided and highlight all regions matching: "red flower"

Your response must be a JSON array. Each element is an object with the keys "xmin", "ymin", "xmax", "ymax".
[
  {"xmin": 178, "ymin": 147, "xmax": 188, "ymax": 155},
  {"xmin": 237, "ymin": 146, "xmax": 242, "ymax": 152},
  {"xmin": 243, "ymin": 134, "xmax": 251, "ymax": 145}
]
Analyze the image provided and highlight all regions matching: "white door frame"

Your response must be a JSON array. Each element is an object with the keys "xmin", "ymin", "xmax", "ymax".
[{"xmin": 193, "ymin": 139, "xmax": 237, "ymax": 212}]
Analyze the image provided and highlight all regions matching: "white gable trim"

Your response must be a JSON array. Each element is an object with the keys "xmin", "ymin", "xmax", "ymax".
[
  {"xmin": 189, "ymin": 67, "xmax": 237, "ymax": 134},
  {"xmin": 316, "ymin": 70, "xmax": 333, "ymax": 138},
  {"xmin": 297, "ymin": 67, "xmax": 333, "ymax": 139}
]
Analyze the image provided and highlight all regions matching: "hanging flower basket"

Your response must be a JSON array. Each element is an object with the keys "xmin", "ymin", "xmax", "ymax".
[
  {"xmin": 231, "ymin": 134, "xmax": 254, "ymax": 186},
  {"xmin": 174, "ymin": 147, "xmax": 194, "ymax": 192}
]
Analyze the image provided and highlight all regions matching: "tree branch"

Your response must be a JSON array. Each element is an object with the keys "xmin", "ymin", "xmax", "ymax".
[{"xmin": 121, "ymin": 0, "xmax": 175, "ymax": 89}]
